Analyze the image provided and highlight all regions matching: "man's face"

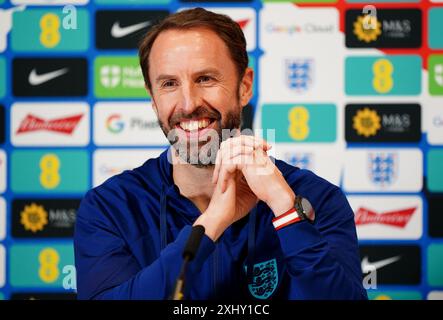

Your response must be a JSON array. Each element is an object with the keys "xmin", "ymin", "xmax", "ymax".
[{"xmin": 148, "ymin": 27, "xmax": 253, "ymax": 166}]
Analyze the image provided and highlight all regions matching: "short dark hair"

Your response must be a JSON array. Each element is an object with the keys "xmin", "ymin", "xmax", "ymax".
[{"xmin": 138, "ymin": 7, "xmax": 249, "ymax": 92}]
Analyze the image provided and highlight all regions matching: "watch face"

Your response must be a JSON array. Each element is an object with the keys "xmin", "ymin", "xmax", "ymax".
[{"xmin": 301, "ymin": 197, "xmax": 315, "ymax": 222}]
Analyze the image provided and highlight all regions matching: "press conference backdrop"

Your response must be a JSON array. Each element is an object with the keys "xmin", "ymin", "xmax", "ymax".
[{"xmin": 0, "ymin": 0, "xmax": 442, "ymax": 301}]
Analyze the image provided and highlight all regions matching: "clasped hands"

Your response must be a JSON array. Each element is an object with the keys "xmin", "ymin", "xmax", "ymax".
[{"xmin": 194, "ymin": 135, "xmax": 296, "ymax": 241}]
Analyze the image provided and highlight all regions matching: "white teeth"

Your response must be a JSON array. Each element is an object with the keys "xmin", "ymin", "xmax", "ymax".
[
  {"xmin": 189, "ymin": 121, "xmax": 198, "ymax": 131},
  {"xmin": 180, "ymin": 122, "xmax": 187, "ymax": 131},
  {"xmin": 180, "ymin": 119, "xmax": 210, "ymax": 131},
  {"xmin": 198, "ymin": 119, "xmax": 209, "ymax": 129}
]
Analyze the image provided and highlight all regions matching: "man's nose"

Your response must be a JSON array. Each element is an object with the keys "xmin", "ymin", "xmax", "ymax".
[{"xmin": 179, "ymin": 82, "xmax": 202, "ymax": 114}]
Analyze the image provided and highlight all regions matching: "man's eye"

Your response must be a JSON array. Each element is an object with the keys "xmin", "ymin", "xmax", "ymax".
[
  {"xmin": 197, "ymin": 76, "xmax": 212, "ymax": 83},
  {"xmin": 162, "ymin": 80, "xmax": 177, "ymax": 87}
]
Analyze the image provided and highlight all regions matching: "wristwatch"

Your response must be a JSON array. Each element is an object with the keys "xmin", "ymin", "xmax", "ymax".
[
  {"xmin": 294, "ymin": 195, "xmax": 315, "ymax": 222},
  {"xmin": 272, "ymin": 195, "xmax": 315, "ymax": 230}
]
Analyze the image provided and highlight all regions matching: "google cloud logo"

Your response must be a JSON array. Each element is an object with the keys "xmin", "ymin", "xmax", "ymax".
[{"xmin": 106, "ymin": 114, "xmax": 124, "ymax": 134}]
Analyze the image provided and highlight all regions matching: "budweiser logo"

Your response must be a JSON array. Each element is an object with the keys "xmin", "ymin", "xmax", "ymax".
[
  {"xmin": 16, "ymin": 113, "xmax": 83, "ymax": 135},
  {"xmin": 355, "ymin": 207, "xmax": 416, "ymax": 228}
]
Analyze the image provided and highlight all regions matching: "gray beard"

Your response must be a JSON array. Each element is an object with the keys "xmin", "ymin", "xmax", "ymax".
[{"xmin": 160, "ymin": 111, "xmax": 242, "ymax": 168}]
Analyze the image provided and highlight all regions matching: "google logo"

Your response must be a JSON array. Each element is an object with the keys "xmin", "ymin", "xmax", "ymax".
[{"xmin": 106, "ymin": 114, "xmax": 124, "ymax": 134}]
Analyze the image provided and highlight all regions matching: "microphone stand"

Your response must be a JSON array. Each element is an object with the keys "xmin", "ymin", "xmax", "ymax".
[{"xmin": 171, "ymin": 225, "xmax": 205, "ymax": 300}]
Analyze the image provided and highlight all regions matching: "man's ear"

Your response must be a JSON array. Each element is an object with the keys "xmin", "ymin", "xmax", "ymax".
[{"xmin": 239, "ymin": 67, "xmax": 254, "ymax": 107}]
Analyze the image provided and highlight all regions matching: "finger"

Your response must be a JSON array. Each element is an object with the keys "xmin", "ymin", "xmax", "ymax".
[
  {"xmin": 213, "ymin": 139, "xmax": 232, "ymax": 184},
  {"xmin": 224, "ymin": 135, "xmax": 270, "ymax": 152},
  {"xmin": 220, "ymin": 146, "xmax": 256, "ymax": 176},
  {"xmin": 218, "ymin": 162, "xmax": 237, "ymax": 193},
  {"xmin": 223, "ymin": 136, "xmax": 269, "ymax": 162},
  {"xmin": 239, "ymin": 135, "xmax": 272, "ymax": 152},
  {"xmin": 237, "ymin": 135, "xmax": 268, "ymax": 149},
  {"xmin": 225, "ymin": 144, "xmax": 255, "ymax": 162},
  {"xmin": 214, "ymin": 141, "xmax": 253, "ymax": 184},
  {"xmin": 251, "ymin": 148, "xmax": 268, "ymax": 166},
  {"xmin": 251, "ymin": 148, "xmax": 275, "ymax": 176},
  {"xmin": 212, "ymin": 147, "xmax": 222, "ymax": 184},
  {"xmin": 220, "ymin": 152, "xmax": 258, "ymax": 192},
  {"xmin": 214, "ymin": 136, "xmax": 270, "ymax": 184},
  {"xmin": 220, "ymin": 163, "xmax": 239, "ymax": 193}
]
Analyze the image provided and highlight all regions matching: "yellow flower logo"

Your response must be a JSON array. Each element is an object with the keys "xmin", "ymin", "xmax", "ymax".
[
  {"xmin": 20, "ymin": 203, "xmax": 48, "ymax": 233},
  {"xmin": 353, "ymin": 15, "xmax": 382, "ymax": 43},
  {"xmin": 353, "ymin": 108, "xmax": 381, "ymax": 137}
]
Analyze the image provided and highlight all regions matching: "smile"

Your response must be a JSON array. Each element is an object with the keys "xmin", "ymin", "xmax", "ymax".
[{"xmin": 177, "ymin": 118, "xmax": 214, "ymax": 132}]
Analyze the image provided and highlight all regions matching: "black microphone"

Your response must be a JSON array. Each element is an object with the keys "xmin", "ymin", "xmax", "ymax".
[{"xmin": 171, "ymin": 225, "xmax": 205, "ymax": 300}]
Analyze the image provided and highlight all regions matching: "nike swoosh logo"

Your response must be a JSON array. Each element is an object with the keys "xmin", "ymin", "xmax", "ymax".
[
  {"xmin": 28, "ymin": 68, "xmax": 69, "ymax": 86},
  {"xmin": 111, "ymin": 21, "xmax": 152, "ymax": 38},
  {"xmin": 361, "ymin": 255, "xmax": 401, "ymax": 273}
]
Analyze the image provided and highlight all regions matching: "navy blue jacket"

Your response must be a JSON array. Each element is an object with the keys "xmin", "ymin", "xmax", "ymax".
[{"xmin": 74, "ymin": 148, "xmax": 367, "ymax": 300}]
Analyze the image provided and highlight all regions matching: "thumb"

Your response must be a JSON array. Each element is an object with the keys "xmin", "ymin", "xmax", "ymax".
[{"xmin": 222, "ymin": 171, "xmax": 237, "ymax": 195}]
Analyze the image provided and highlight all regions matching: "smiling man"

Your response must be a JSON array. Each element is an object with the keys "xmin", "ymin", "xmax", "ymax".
[{"xmin": 74, "ymin": 8, "xmax": 367, "ymax": 300}]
